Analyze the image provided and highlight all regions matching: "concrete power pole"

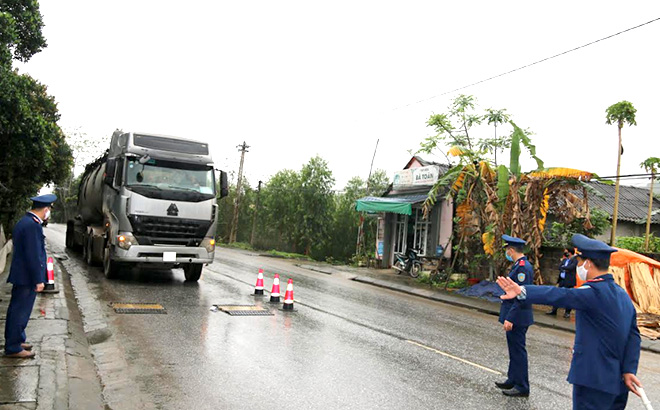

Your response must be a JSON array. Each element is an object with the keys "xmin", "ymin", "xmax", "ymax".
[
  {"xmin": 250, "ymin": 180, "xmax": 262, "ymax": 246},
  {"xmin": 229, "ymin": 141, "xmax": 249, "ymax": 243}
]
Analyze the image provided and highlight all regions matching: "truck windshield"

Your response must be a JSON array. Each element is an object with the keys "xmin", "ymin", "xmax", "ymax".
[{"xmin": 125, "ymin": 157, "xmax": 215, "ymax": 196}]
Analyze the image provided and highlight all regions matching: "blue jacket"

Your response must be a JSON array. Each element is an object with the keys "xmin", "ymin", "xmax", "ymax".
[
  {"xmin": 522, "ymin": 274, "xmax": 640, "ymax": 395},
  {"xmin": 8, "ymin": 212, "xmax": 47, "ymax": 286},
  {"xmin": 499, "ymin": 256, "xmax": 534, "ymax": 327}
]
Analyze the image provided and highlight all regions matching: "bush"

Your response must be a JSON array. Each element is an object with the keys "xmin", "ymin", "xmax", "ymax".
[{"xmin": 615, "ymin": 235, "xmax": 660, "ymax": 253}]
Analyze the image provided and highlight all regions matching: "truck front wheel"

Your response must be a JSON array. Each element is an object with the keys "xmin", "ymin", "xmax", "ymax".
[
  {"xmin": 183, "ymin": 264, "xmax": 203, "ymax": 282},
  {"xmin": 103, "ymin": 243, "xmax": 120, "ymax": 279}
]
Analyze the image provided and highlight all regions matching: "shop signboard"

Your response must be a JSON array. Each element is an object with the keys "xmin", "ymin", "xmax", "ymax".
[{"xmin": 393, "ymin": 165, "xmax": 440, "ymax": 188}]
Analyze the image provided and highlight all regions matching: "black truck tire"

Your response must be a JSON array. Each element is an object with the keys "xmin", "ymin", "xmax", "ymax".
[
  {"xmin": 103, "ymin": 243, "xmax": 120, "ymax": 279},
  {"xmin": 183, "ymin": 263, "xmax": 203, "ymax": 282}
]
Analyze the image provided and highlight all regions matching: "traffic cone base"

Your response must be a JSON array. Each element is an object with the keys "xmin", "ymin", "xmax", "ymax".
[
  {"xmin": 269, "ymin": 274, "xmax": 281, "ymax": 303},
  {"xmin": 252, "ymin": 269, "xmax": 265, "ymax": 296},
  {"xmin": 281, "ymin": 278, "xmax": 295, "ymax": 311},
  {"xmin": 43, "ymin": 257, "xmax": 58, "ymax": 293}
]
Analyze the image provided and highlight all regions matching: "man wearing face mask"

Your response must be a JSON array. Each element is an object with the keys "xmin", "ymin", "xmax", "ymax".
[
  {"xmin": 3, "ymin": 194, "xmax": 56, "ymax": 359},
  {"xmin": 497, "ymin": 234, "xmax": 642, "ymax": 409},
  {"xmin": 546, "ymin": 247, "xmax": 577, "ymax": 318},
  {"xmin": 494, "ymin": 234, "xmax": 534, "ymax": 397}
]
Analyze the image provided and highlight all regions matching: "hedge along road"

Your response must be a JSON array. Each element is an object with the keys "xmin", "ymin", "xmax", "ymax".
[{"xmin": 45, "ymin": 224, "xmax": 660, "ymax": 410}]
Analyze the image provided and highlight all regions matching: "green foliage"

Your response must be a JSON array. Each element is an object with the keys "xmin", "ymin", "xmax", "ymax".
[
  {"xmin": 0, "ymin": 0, "xmax": 72, "ymax": 230},
  {"xmin": 0, "ymin": 69, "xmax": 72, "ymax": 229},
  {"xmin": 447, "ymin": 278, "xmax": 468, "ymax": 289},
  {"xmin": 543, "ymin": 208, "xmax": 611, "ymax": 247},
  {"xmin": 615, "ymin": 235, "xmax": 660, "ymax": 254},
  {"xmin": 0, "ymin": 0, "xmax": 47, "ymax": 64},
  {"xmin": 640, "ymin": 157, "xmax": 660, "ymax": 174},
  {"xmin": 605, "ymin": 101, "xmax": 637, "ymax": 129},
  {"xmin": 496, "ymin": 165, "xmax": 510, "ymax": 209}
]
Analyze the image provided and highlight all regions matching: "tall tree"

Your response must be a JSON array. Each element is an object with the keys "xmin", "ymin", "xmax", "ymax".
[
  {"xmin": 640, "ymin": 157, "xmax": 660, "ymax": 252},
  {"xmin": 297, "ymin": 156, "xmax": 335, "ymax": 257},
  {"xmin": 605, "ymin": 101, "xmax": 637, "ymax": 245},
  {"xmin": 0, "ymin": 0, "xmax": 47, "ymax": 65},
  {"xmin": 0, "ymin": 0, "xmax": 72, "ymax": 229},
  {"xmin": 482, "ymin": 108, "xmax": 510, "ymax": 166}
]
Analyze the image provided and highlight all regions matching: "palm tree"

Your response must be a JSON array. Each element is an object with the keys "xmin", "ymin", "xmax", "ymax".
[
  {"xmin": 605, "ymin": 101, "xmax": 637, "ymax": 245},
  {"xmin": 640, "ymin": 157, "xmax": 660, "ymax": 252}
]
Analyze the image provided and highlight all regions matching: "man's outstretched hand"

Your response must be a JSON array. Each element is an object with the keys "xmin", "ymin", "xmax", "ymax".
[{"xmin": 496, "ymin": 276, "xmax": 522, "ymax": 300}]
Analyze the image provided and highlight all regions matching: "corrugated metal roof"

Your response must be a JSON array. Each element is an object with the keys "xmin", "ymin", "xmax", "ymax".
[{"xmin": 578, "ymin": 182, "xmax": 660, "ymax": 224}]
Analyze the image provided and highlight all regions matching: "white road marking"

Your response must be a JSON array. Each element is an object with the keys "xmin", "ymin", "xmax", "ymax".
[{"xmin": 406, "ymin": 340, "xmax": 502, "ymax": 375}]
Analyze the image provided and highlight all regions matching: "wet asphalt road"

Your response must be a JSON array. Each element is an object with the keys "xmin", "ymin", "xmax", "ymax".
[{"xmin": 45, "ymin": 225, "xmax": 660, "ymax": 410}]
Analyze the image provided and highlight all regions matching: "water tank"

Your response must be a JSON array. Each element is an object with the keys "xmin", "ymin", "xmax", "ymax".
[{"xmin": 78, "ymin": 160, "xmax": 106, "ymax": 225}]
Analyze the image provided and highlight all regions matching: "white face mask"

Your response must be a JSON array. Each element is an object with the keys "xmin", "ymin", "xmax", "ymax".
[
  {"xmin": 577, "ymin": 260, "xmax": 589, "ymax": 281},
  {"xmin": 44, "ymin": 209, "xmax": 51, "ymax": 221}
]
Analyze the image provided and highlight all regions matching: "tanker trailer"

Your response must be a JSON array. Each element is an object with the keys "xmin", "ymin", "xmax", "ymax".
[{"xmin": 66, "ymin": 130, "xmax": 229, "ymax": 281}]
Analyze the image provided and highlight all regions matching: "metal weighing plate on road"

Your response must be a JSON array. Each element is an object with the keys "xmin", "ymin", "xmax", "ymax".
[
  {"xmin": 214, "ymin": 305, "xmax": 273, "ymax": 316},
  {"xmin": 110, "ymin": 303, "xmax": 167, "ymax": 314}
]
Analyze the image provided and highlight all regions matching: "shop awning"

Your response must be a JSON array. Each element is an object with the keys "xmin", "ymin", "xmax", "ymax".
[{"xmin": 355, "ymin": 195, "xmax": 429, "ymax": 215}]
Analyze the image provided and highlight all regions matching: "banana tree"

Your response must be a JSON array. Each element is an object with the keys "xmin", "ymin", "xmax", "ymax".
[{"xmin": 422, "ymin": 108, "xmax": 594, "ymax": 283}]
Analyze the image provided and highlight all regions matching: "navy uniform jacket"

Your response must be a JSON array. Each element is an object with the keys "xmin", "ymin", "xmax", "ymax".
[
  {"xmin": 522, "ymin": 274, "xmax": 640, "ymax": 395},
  {"xmin": 558, "ymin": 257, "xmax": 577, "ymax": 288},
  {"xmin": 499, "ymin": 256, "xmax": 534, "ymax": 327},
  {"xmin": 7, "ymin": 212, "xmax": 47, "ymax": 286}
]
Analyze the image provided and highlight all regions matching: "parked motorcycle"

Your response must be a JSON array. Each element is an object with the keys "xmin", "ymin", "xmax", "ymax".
[{"xmin": 393, "ymin": 248, "xmax": 422, "ymax": 278}]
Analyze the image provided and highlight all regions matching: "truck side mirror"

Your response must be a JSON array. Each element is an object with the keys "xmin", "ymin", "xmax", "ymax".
[
  {"xmin": 219, "ymin": 171, "xmax": 229, "ymax": 198},
  {"xmin": 104, "ymin": 158, "xmax": 116, "ymax": 186}
]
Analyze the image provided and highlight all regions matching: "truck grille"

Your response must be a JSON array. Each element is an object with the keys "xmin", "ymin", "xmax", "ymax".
[{"xmin": 128, "ymin": 215, "xmax": 212, "ymax": 245}]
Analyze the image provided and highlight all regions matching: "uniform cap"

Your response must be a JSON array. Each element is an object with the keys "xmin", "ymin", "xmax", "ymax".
[
  {"xmin": 571, "ymin": 234, "xmax": 617, "ymax": 260},
  {"xmin": 30, "ymin": 193, "xmax": 57, "ymax": 208},
  {"xmin": 501, "ymin": 234, "xmax": 526, "ymax": 247}
]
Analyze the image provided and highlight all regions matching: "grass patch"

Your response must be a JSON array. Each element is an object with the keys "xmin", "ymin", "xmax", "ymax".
[
  {"xmin": 265, "ymin": 250, "xmax": 313, "ymax": 261},
  {"xmin": 219, "ymin": 242, "xmax": 254, "ymax": 251},
  {"xmin": 416, "ymin": 273, "xmax": 468, "ymax": 290}
]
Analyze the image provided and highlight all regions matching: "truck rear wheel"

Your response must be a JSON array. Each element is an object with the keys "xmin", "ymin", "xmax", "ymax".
[
  {"xmin": 66, "ymin": 223, "xmax": 74, "ymax": 249},
  {"xmin": 84, "ymin": 236, "xmax": 94, "ymax": 266},
  {"xmin": 183, "ymin": 264, "xmax": 203, "ymax": 282},
  {"xmin": 103, "ymin": 243, "xmax": 120, "ymax": 279}
]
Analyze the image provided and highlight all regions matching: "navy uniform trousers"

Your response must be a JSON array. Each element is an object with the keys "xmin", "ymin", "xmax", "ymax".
[
  {"xmin": 505, "ymin": 325, "xmax": 529, "ymax": 393},
  {"xmin": 573, "ymin": 384, "xmax": 628, "ymax": 410},
  {"xmin": 4, "ymin": 285, "xmax": 37, "ymax": 354}
]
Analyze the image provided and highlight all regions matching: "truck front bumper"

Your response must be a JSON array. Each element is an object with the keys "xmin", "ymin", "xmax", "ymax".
[{"xmin": 114, "ymin": 245, "xmax": 214, "ymax": 264}]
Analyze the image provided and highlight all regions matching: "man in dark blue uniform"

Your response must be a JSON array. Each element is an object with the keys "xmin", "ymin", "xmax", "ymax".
[
  {"xmin": 4, "ymin": 194, "xmax": 56, "ymax": 358},
  {"xmin": 547, "ymin": 247, "xmax": 577, "ymax": 318},
  {"xmin": 495, "ymin": 234, "xmax": 534, "ymax": 397},
  {"xmin": 497, "ymin": 234, "xmax": 643, "ymax": 409}
]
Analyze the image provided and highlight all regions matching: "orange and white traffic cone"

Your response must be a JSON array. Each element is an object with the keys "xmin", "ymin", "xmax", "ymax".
[
  {"xmin": 43, "ymin": 256, "xmax": 58, "ymax": 293},
  {"xmin": 253, "ymin": 268, "xmax": 265, "ymax": 295},
  {"xmin": 282, "ymin": 278, "xmax": 294, "ymax": 310},
  {"xmin": 269, "ymin": 274, "xmax": 281, "ymax": 303}
]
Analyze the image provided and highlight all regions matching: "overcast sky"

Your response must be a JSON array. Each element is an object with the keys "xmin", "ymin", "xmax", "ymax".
[{"xmin": 18, "ymin": 1, "xmax": 660, "ymax": 190}]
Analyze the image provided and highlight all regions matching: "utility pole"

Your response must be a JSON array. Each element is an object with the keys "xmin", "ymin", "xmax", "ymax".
[
  {"xmin": 356, "ymin": 139, "xmax": 379, "ymax": 259},
  {"xmin": 229, "ymin": 141, "xmax": 249, "ymax": 243},
  {"xmin": 250, "ymin": 180, "xmax": 262, "ymax": 246}
]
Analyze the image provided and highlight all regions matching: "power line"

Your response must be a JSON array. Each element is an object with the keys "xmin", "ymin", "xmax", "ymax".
[{"xmin": 396, "ymin": 17, "xmax": 660, "ymax": 110}]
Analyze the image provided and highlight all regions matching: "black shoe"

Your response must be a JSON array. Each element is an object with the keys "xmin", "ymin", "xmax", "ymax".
[
  {"xmin": 495, "ymin": 381, "xmax": 514, "ymax": 390},
  {"xmin": 563, "ymin": 312, "xmax": 571, "ymax": 318},
  {"xmin": 545, "ymin": 311, "xmax": 557, "ymax": 316},
  {"xmin": 502, "ymin": 387, "xmax": 529, "ymax": 397}
]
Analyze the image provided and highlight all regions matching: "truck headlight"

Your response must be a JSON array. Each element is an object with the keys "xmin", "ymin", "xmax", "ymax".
[
  {"xmin": 201, "ymin": 237, "xmax": 215, "ymax": 253},
  {"xmin": 117, "ymin": 232, "xmax": 137, "ymax": 250}
]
